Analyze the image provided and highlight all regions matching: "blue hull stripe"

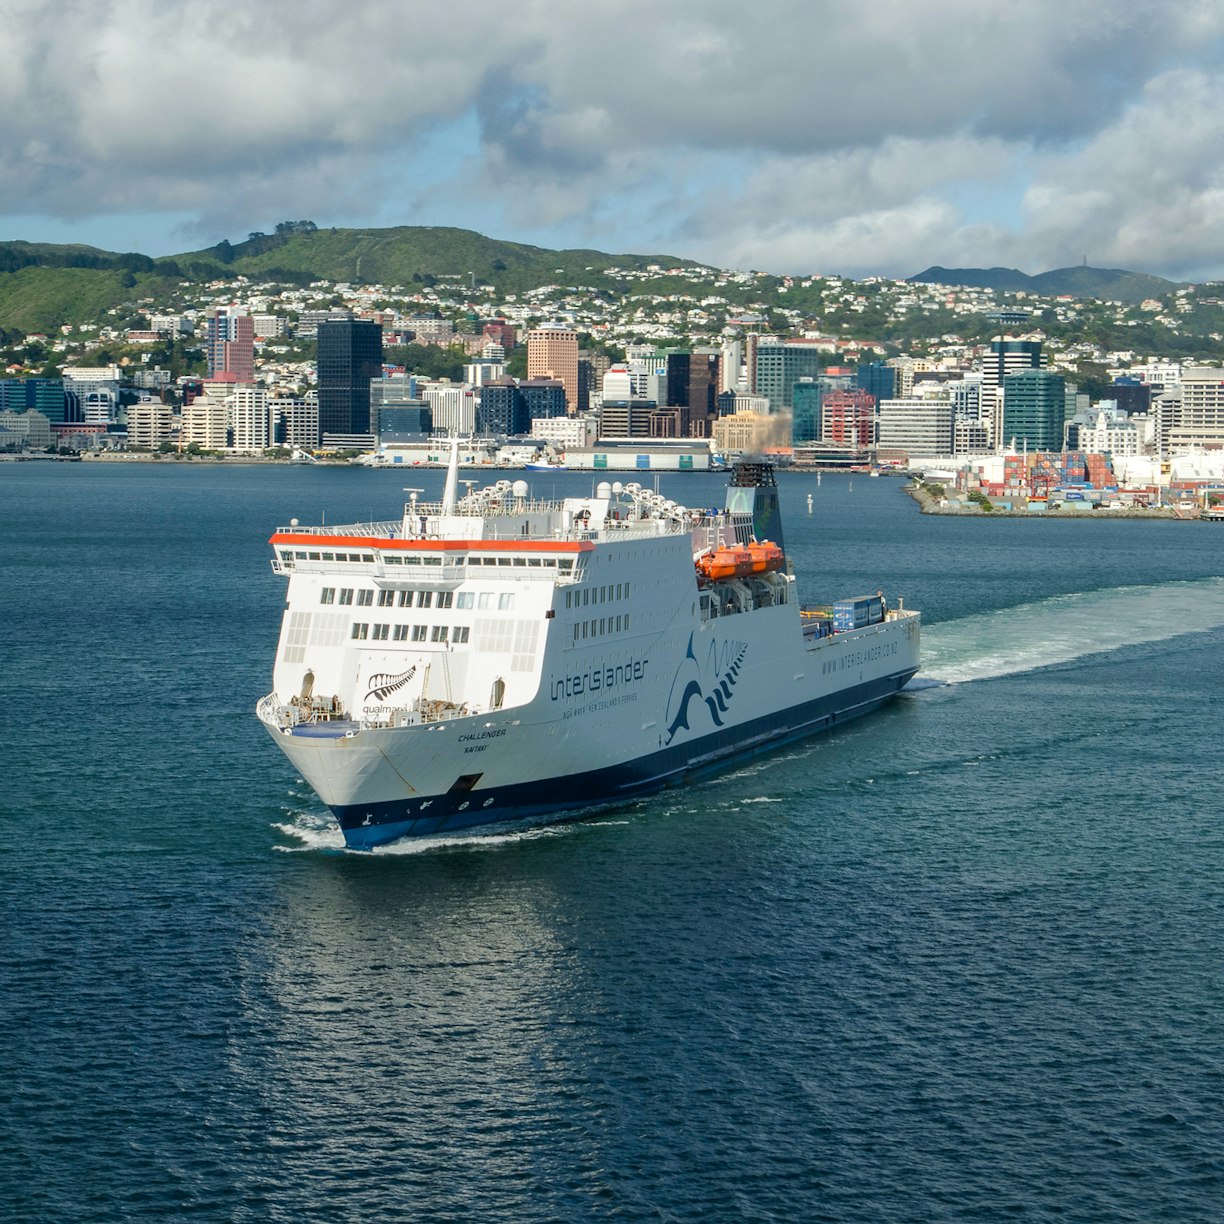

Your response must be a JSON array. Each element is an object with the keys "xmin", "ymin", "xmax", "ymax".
[{"xmin": 334, "ymin": 668, "xmax": 917, "ymax": 849}]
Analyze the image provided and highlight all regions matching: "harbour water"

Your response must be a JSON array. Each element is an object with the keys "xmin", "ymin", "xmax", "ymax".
[{"xmin": 3, "ymin": 463, "xmax": 1223, "ymax": 1222}]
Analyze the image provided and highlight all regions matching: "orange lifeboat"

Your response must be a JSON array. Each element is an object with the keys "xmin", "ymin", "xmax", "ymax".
[
  {"xmin": 697, "ymin": 548, "xmax": 752, "ymax": 580},
  {"xmin": 696, "ymin": 541, "xmax": 785, "ymax": 582},
  {"xmin": 747, "ymin": 541, "xmax": 784, "ymax": 574}
]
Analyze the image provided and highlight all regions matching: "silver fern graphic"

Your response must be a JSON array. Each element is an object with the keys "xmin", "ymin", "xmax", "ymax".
[{"xmin": 365, "ymin": 666, "xmax": 417, "ymax": 702}]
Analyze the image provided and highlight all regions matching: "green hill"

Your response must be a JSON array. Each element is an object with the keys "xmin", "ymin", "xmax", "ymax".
[
  {"xmin": 184, "ymin": 224, "xmax": 698, "ymax": 291},
  {"xmin": 1029, "ymin": 265, "xmax": 1183, "ymax": 302},
  {"xmin": 0, "ymin": 225, "xmax": 701, "ymax": 333},
  {"xmin": 0, "ymin": 264, "xmax": 182, "ymax": 335},
  {"xmin": 0, "ymin": 223, "xmax": 1202, "ymax": 337},
  {"xmin": 908, "ymin": 264, "xmax": 1183, "ymax": 304}
]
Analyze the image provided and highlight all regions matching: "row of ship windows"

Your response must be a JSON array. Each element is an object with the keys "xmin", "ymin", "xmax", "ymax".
[
  {"xmin": 348, "ymin": 614, "xmax": 626, "ymax": 643},
  {"xmin": 286, "ymin": 550, "xmax": 376, "ymax": 564},
  {"xmin": 321, "ymin": 588, "xmax": 515, "ymax": 611},
  {"xmin": 351, "ymin": 623, "xmax": 473, "ymax": 643},
  {"xmin": 563, "ymin": 582, "xmax": 630, "ymax": 609},
  {"xmin": 574, "ymin": 615, "xmax": 630, "ymax": 641},
  {"xmin": 283, "ymin": 549, "xmax": 573, "ymax": 572}
]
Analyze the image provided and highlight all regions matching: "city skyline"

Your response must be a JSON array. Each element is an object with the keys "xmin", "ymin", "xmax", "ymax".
[{"xmin": 5, "ymin": 2, "xmax": 1224, "ymax": 282}]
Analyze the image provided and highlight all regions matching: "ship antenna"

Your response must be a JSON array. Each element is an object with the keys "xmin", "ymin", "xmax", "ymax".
[{"xmin": 442, "ymin": 435, "xmax": 461, "ymax": 513}]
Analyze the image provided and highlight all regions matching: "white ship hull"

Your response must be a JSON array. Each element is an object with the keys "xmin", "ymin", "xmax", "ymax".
[{"xmin": 257, "ymin": 459, "xmax": 920, "ymax": 848}]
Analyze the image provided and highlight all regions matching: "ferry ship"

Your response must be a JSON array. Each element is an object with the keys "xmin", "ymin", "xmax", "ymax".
[{"xmin": 257, "ymin": 449, "xmax": 921, "ymax": 848}]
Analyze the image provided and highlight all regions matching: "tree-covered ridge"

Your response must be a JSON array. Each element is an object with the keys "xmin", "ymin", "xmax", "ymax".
[
  {"xmin": 180, "ymin": 224, "xmax": 704, "ymax": 293},
  {"xmin": 909, "ymin": 264, "xmax": 1185, "ymax": 305},
  {"xmin": 5, "ymin": 224, "xmax": 1224, "ymax": 367}
]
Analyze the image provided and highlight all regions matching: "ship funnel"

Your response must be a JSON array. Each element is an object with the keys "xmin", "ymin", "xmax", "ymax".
[{"xmin": 725, "ymin": 460, "xmax": 783, "ymax": 549}]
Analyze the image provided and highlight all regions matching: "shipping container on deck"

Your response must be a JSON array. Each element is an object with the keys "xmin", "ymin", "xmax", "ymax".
[{"xmin": 832, "ymin": 595, "xmax": 885, "ymax": 632}]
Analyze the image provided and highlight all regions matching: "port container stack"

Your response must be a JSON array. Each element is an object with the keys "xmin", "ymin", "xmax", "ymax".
[
  {"xmin": 1086, "ymin": 453, "xmax": 1112, "ymax": 487},
  {"xmin": 832, "ymin": 594, "xmax": 885, "ymax": 632}
]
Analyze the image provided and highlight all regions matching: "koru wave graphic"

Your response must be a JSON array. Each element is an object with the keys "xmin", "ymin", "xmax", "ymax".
[
  {"xmin": 365, "ymin": 665, "xmax": 417, "ymax": 702},
  {"xmin": 663, "ymin": 634, "xmax": 748, "ymax": 745}
]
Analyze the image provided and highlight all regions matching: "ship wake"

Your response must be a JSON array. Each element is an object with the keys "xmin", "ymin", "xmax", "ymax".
[
  {"xmin": 272, "ymin": 807, "xmax": 630, "ymax": 855},
  {"xmin": 920, "ymin": 576, "xmax": 1224, "ymax": 684}
]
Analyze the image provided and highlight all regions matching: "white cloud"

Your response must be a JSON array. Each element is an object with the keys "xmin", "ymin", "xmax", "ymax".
[{"xmin": 4, "ymin": 0, "xmax": 1224, "ymax": 276}]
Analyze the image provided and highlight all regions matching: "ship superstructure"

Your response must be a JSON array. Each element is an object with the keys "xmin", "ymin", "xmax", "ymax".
[{"xmin": 257, "ymin": 449, "xmax": 920, "ymax": 848}]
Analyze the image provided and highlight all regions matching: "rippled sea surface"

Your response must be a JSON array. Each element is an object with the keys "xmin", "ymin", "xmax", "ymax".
[{"xmin": 3, "ymin": 462, "xmax": 1223, "ymax": 1222}]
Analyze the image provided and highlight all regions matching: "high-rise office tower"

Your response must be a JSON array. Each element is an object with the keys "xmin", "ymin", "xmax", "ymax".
[
  {"xmin": 205, "ymin": 307, "xmax": 255, "ymax": 381},
  {"xmin": 526, "ymin": 326, "xmax": 579, "ymax": 412},
  {"xmin": 476, "ymin": 378, "xmax": 530, "ymax": 436},
  {"xmin": 317, "ymin": 317, "xmax": 383, "ymax": 439},
  {"xmin": 1001, "ymin": 369, "xmax": 1067, "ymax": 451},
  {"xmin": 1170, "ymin": 367, "xmax": 1224, "ymax": 450},
  {"xmin": 856, "ymin": 361, "xmax": 897, "ymax": 403},
  {"xmin": 983, "ymin": 338, "xmax": 1044, "ymax": 447},
  {"xmin": 671, "ymin": 348, "xmax": 721, "ymax": 437},
  {"xmin": 578, "ymin": 351, "xmax": 611, "ymax": 414},
  {"xmin": 792, "ymin": 379, "xmax": 821, "ymax": 444},
  {"xmin": 753, "ymin": 341, "xmax": 823, "ymax": 412},
  {"xmin": 821, "ymin": 390, "xmax": 877, "ymax": 448}
]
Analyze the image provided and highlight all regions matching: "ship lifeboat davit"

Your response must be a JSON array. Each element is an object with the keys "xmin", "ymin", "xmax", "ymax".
[{"xmin": 696, "ymin": 541, "xmax": 785, "ymax": 581}]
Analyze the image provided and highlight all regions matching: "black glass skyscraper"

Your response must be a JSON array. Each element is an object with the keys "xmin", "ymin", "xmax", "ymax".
[
  {"xmin": 317, "ymin": 317, "xmax": 383, "ymax": 438},
  {"xmin": 856, "ymin": 361, "xmax": 896, "ymax": 402}
]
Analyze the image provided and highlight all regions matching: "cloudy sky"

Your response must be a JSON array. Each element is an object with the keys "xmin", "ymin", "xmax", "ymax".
[{"xmin": 5, "ymin": 0, "xmax": 1224, "ymax": 280}]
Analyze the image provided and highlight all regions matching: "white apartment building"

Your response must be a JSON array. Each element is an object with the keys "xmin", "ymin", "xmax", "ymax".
[
  {"xmin": 1169, "ymin": 367, "xmax": 1224, "ymax": 450},
  {"xmin": 0, "ymin": 409, "xmax": 53, "ymax": 449},
  {"xmin": 424, "ymin": 384, "xmax": 476, "ymax": 434},
  {"xmin": 180, "ymin": 393, "xmax": 229, "ymax": 450},
  {"xmin": 464, "ymin": 360, "xmax": 506, "ymax": 387},
  {"xmin": 149, "ymin": 315, "xmax": 191, "ymax": 335},
  {"xmin": 63, "ymin": 366, "xmax": 121, "ymax": 425},
  {"xmin": 230, "ymin": 386, "xmax": 269, "ymax": 452},
  {"xmin": 1152, "ymin": 387, "xmax": 1181, "ymax": 456},
  {"xmin": 948, "ymin": 375, "xmax": 991, "ymax": 454},
  {"xmin": 953, "ymin": 419, "xmax": 992, "ymax": 455},
  {"xmin": 1065, "ymin": 404, "xmax": 1154, "ymax": 456},
  {"xmin": 531, "ymin": 415, "xmax": 594, "ymax": 448},
  {"xmin": 1123, "ymin": 361, "xmax": 1181, "ymax": 388},
  {"xmin": 270, "ymin": 397, "xmax": 319, "ymax": 449},
  {"xmin": 405, "ymin": 316, "xmax": 455, "ymax": 342},
  {"xmin": 601, "ymin": 365, "xmax": 634, "ymax": 402},
  {"xmin": 728, "ymin": 394, "xmax": 771, "ymax": 415},
  {"xmin": 877, "ymin": 396, "xmax": 955, "ymax": 458},
  {"xmin": 127, "ymin": 399, "xmax": 174, "ymax": 449},
  {"xmin": 720, "ymin": 340, "xmax": 743, "ymax": 392},
  {"xmin": 252, "ymin": 314, "xmax": 286, "ymax": 338}
]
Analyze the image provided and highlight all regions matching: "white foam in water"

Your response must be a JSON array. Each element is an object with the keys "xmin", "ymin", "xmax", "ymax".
[
  {"xmin": 921, "ymin": 577, "xmax": 1224, "ymax": 684},
  {"xmin": 273, "ymin": 814, "xmax": 346, "ymax": 852},
  {"xmin": 273, "ymin": 809, "xmax": 630, "ymax": 855},
  {"xmin": 369, "ymin": 821, "xmax": 581, "ymax": 856}
]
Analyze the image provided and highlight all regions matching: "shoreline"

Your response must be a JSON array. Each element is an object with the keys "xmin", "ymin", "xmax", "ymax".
[{"xmin": 903, "ymin": 481, "xmax": 1194, "ymax": 521}]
